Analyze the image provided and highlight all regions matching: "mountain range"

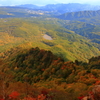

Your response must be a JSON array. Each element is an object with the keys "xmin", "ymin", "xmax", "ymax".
[
  {"xmin": 18, "ymin": 3, "xmax": 100, "ymax": 14},
  {"xmin": 58, "ymin": 10, "xmax": 100, "ymax": 20}
]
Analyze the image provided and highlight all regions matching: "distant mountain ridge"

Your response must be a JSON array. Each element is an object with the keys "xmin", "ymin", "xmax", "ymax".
[
  {"xmin": 18, "ymin": 4, "xmax": 40, "ymax": 9},
  {"xmin": 18, "ymin": 3, "xmax": 100, "ymax": 14},
  {"xmin": 1, "ymin": 3, "xmax": 100, "ymax": 18},
  {"xmin": 58, "ymin": 10, "xmax": 100, "ymax": 20}
]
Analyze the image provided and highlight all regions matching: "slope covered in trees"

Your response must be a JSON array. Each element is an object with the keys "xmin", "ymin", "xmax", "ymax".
[
  {"xmin": 0, "ymin": 18, "xmax": 100, "ymax": 62},
  {"xmin": 58, "ymin": 20, "xmax": 100, "ymax": 49},
  {"xmin": 58, "ymin": 10, "xmax": 100, "ymax": 20},
  {"xmin": 0, "ymin": 47, "xmax": 100, "ymax": 100}
]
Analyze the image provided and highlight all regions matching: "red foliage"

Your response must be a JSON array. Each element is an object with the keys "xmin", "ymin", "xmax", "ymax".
[
  {"xmin": 40, "ymin": 50, "xmax": 45, "ymax": 53},
  {"xmin": 78, "ymin": 96, "xmax": 84, "ymax": 100},
  {"xmin": 37, "ymin": 94, "xmax": 46, "ymax": 100},
  {"xmin": 95, "ymin": 80, "xmax": 100, "ymax": 85},
  {"xmin": 42, "ymin": 69, "xmax": 45, "ymax": 71},
  {"xmin": 41, "ymin": 90, "xmax": 53, "ymax": 100},
  {"xmin": 9, "ymin": 91, "xmax": 20, "ymax": 99},
  {"xmin": 61, "ymin": 67, "xmax": 64, "ymax": 70},
  {"xmin": 41, "ymin": 90, "xmax": 48, "ymax": 96},
  {"xmin": 89, "ymin": 91, "xmax": 94, "ymax": 99},
  {"xmin": 89, "ymin": 91, "xmax": 93, "ymax": 95},
  {"xmin": 53, "ymin": 60, "xmax": 57, "ymax": 62}
]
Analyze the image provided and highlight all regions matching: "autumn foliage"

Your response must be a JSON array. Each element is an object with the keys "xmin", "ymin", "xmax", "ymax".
[
  {"xmin": 9, "ymin": 91, "xmax": 20, "ymax": 99},
  {"xmin": 0, "ymin": 47, "xmax": 100, "ymax": 100}
]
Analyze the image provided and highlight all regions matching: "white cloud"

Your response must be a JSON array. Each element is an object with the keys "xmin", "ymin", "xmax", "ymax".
[
  {"xmin": 53, "ymin": 0, "xmax": 100, "ymax": 5},
  {"xmin": 0, "ymin": 0, "xmax": 100, "ymax": 6}
]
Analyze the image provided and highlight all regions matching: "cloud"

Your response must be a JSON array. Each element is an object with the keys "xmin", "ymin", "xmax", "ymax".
[
  {"xmin": 58, "ymin": 0, "xmax": 99, "ymax": 3},
  {"xmin": 0, "ymin": 0, "xmax": 100, "ymax": 6}
]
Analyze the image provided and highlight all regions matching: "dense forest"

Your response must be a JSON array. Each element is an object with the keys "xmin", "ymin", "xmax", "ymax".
[
  {"xmin": 0, "ymin": 47, "xmax": 100, "ymax": 100},
  {"xmin": 0, "ymin": 18, "xmax": 100, "ymax": 62}
]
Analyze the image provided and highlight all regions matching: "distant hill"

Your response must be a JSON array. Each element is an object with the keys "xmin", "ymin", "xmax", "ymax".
[
  {"xmin": 0, "ymin": 4, "xmax": 100, "ymax": 18},
  {"xmin": 58, "ymin": 20, "xmax": 100, "ymax": 46},
  {"xmin": 58, "ymin": 10, "xmax": 100, "ymax": 20},
  {"xmin": 56, "ymin": 10, "xmax": 100, "ymax": 48},
  {"xmin": 0, "ymin": 7, "xmax": 43, "ymax": 18},
  {"xmin": 18, "ymin": 4, "xmax": 39, "ymax": 9},
  {"xmin": 18, "ymin": 3, "xmax": 100, "ymax": 14}
]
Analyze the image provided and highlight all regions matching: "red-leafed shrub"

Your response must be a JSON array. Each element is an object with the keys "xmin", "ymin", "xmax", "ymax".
[
  {"xmin": 78, "ymin": 96, "xmax": 84, "ymax": 100},
  {"xmin": 9, "ymin": 91, "xmax": 20, "ymax": 99},
  {"xmin": 37, "ymin": 94, "xmax": 46, "ymax": 100}
]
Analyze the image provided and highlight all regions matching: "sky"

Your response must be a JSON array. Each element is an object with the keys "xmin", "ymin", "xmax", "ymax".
[{"xmin": 0, "ymin": 0, "xmax": 100, "ymax": 6}]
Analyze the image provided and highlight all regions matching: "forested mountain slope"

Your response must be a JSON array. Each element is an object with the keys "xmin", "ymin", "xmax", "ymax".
[
  {"xmin": 0, "ymin": 47, "xmax": 100, "ymax": 99},
  {"xmin": 58, "ymin": 10, "xmax": 100, "ymax": 20},
  {"xmin": 58, "ymin": 20, "xmax": 100, "ymax": 48},
  {"xmin": 0, "ymin": 18, "xmax": 100, "ymax": 62}
]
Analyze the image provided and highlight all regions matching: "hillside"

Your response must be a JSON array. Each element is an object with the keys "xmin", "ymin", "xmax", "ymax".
[
  {"xmin": 0, "ymin": 7, "xmax": 44, "ymax": 18},
  {"xmin": 57, "ymin": 20, "xmax": 100, "ymax": 48},
  {"xmin": 0, "ymin": 47, "xmax": 100, "ymax": 99},
  {"xmin": 58, "ymin": 10, "xmax": 100, "ymax": 20},
  {"xmin": 0, "ymin": 18, "xmax": 100, "ymax": 62},
  {"xmin": 3, "ymin": 47, "xmax": 100, "ymax": 83}
]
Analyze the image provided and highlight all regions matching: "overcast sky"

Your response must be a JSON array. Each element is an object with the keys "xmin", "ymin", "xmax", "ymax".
[{"xmin": 0, "ymin": 0, "xmax": 100, "ymax": 6}]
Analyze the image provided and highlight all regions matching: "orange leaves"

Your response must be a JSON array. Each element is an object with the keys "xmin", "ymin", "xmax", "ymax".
[
  {"xmin": 61, "ymin": 65, "xmax": 66, "ymax": 70},
  {"xmin": 95, "ymin": 80, "xmax": 100, "ymax": 85},
  {"xmin": 37, "ymin": 94, "xmax": 46, "ymax": 100}
]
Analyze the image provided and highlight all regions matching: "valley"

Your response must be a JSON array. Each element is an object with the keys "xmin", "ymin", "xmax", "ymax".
[{"xmin": 0, "ymin": 17, "xmax": 100, "ymax": 62}]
